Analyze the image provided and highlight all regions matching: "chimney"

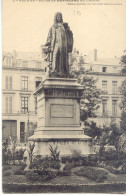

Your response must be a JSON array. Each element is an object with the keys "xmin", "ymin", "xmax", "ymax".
[{"xmin": 94, "ymin": 49, "xmax": 97, "ymax": 61}]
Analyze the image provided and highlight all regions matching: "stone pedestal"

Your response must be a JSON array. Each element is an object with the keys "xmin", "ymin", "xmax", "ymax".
[{"xmin": 28, "ymin": 77, "xmax": 93, "ymax": 156}]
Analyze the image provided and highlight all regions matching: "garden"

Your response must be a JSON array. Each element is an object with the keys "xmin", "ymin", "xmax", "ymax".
[{"xmin": 2, "ymin": 136, "xmax": 126, "ymax": 193}]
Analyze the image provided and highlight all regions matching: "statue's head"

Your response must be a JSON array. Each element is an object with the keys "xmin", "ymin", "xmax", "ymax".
[{"xmin": 54, "ymin": 12, "xmax": 63, "ymax": 23}]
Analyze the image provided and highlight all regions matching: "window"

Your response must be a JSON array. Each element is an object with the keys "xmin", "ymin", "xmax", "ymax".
[
  {"xmin": 22, "ymin": 61, "xmax": 28, "ymax": 68},
  {"xmin": 102, "ymin": 81, "xmax": 107, "ymax": 93},
  {"xmin": 5, "ymin": 96, "xmax": 12, "ymax": 113},
  {"xmin": 6, "ymin": 56, "xmax": 11, "ymax": 66},
  {"xmin": 102, "ymin": 67, "xmax": 107, "ymax": 73},
  {"xmin": 112, "ymin": 100, "xmax": 117, "ymax": 115},
  {"xmin": 21, "ymin": 97, "xmax": 28, "ymax": 114},
  {"xmin": 35, "ymin": 77, "xmax": 42, "ymax": 88},
  {"xmin": 5, "ymin": 76, "xmax": 12, "ymax": 90},
  {"xmin": 112, "ymin": 81, "xmax": 117, "ymax": 94},
  {"xmin": 102, "ymin": 99, "xmax": 107, "ymax": 115},
  {"xmin": 21, "ymin": 76, "xmax": 28, "ymax": 91},
  {"xmin": 36, "ymin": 62, "xmax": 42, "ymax": 69}
]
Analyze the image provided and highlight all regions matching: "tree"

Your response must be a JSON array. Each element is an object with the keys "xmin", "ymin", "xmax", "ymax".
[
  {"xmin": 99, "ymin": 52, "xmax": 126, "ymax": 156},
  {"xmin": 120, "ymin": 51, "xmax": 126, "ymax": 74},
  {"xmin": 70, "ymin": 49, "xmax": 101, "ymax": 123},
  {"xmin": 107, "ymin": 123, "xmax": 123, "ymax": 156},
  {"xmin": 120, "ymin": 79, "xmax": 126, "ymax": 135},
  {"xmin": 120, "ymin": 51, "xmax": 126, "ymax": 133},
  {"xmin": 84, "ymin": 121, "xmax": 102, "ymax": 139},
  {"xmin": 113, "ymin": 51, "xmax": 126, "ymax": 155}
]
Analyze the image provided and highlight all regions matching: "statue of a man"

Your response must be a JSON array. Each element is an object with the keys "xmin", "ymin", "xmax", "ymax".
[{"xmin": 45, "ymin": 12, "xmax": 73, "ymax": 76}]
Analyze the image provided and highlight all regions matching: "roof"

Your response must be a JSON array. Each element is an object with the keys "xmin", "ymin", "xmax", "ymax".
[
  {"xmin": 85, "ymin": 57, "xmax": 120, "ymax": 66},
  {"xmin": 2, "ymin": 51, "xmax": 43, "ymax": 61}
]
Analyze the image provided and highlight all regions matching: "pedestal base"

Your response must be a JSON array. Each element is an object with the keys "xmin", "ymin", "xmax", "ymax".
[
  {"xmin": 28, "ymin": 134, "xmax": 93, "ymax": 156},
  {"xmin": 28, "ymin": 77, "xmax": 93, "ymax": 156}
]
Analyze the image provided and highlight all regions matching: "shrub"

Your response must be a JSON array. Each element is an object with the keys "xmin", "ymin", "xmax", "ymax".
[
  {"xmin": 26, "ymin": 170, "xmax": 41, "ymax": 181},
  {"xmin": 2, "ymin": 139, "xmax": 11, "ymax": 165},
  {"xmin": 26, "ymin": 168, "xmax": 57, "ymax": 181},
  {"xmin": 14, "ymin": 149, "xmax": 25, "ymax": 160},
  {"xmin": 98, "ymin": 147, "xmax": 126, "ymax": 162},
  {"xmin": 3, "ymin": 171, "xmax": 11, "ymax": 177},
  {"xmin": 49, "ymin": 145, "xmax": 60, "ymax": 161},
  {"xmin": 122, "ymin": 162, "xmax": 126, "ymax": 173},
  {"xmin": 29, "ymin": 156, "xmax": 59, "ymax": 181},
  {"xmin": 31, "ymin": 156, "xmax": 50, "ymax": 170},
  {"xmin": 49, "ymin": 160, "xmax": 61, "ymax": 170},
  {"xmin": 106, "ymin": 161, "xmax": 126, "ymax": 175},
  {"xmin": 57, "ymin": 170, "xmax": 71, "ymax": 176},
  {"xmin": 60, "ymin": 162, "xmax": 73, "ymax": 176},
  {"xmin": 105, "ymin": 159, "xmax": 124, "ymax": 168},
  {"xmin": 2, "ymin": 166, "xmax": 11, "ymax": 172},
  {"xmin": 61, "ymin": 154, "xmax": 99, "ymax": 167},
  {"xmin": 63, "ymin": 162, "xmax": 74, "ymax": 171},
  {"xmin": 32, "ymin": 156, "xmax": 61, "ymax": 170},
  {"xmin": 75, "ymin": 166, "xmax": 108, "ymax": 182},
  {"xmin": 14, "ymin": 164, "xmax": 26, "ymax": 175},
  {"xmin": 100, "ymin": 150, "xmax": 118, "ymax": 161},
  {"xmin": 61, "ymin": 155, "xmax": 84, "ymax": 165},
  {"xmin": 38, "ymin": 168, "xmax": 58, "ymax": 180},
  {"xmin": 61, "ymin": 156, "xmax": 72, "ymax": 164}
]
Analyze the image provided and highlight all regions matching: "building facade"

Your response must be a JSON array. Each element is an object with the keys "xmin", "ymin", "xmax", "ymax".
[
  {"xmin": 84, "ymin": 50, "xmax": 125, "ymax": 128},
  {"xmin": 2, "ymin": 51, "xmax": 46, "ymax": 142}
]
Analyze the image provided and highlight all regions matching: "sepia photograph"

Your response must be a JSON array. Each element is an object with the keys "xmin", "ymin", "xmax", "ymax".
[{"xmin": 2, "ymin": 0, "xmax": 126, "ymax": 193}]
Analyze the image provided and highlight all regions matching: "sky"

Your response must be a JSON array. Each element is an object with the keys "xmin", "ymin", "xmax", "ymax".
[{"xmin": 2, "ymin": 0, "xmax": 126, "ymax": 58}]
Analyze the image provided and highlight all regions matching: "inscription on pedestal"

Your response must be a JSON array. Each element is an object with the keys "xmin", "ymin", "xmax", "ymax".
[
  {"xmin": 51, "ymin": 104, "xmax": 74, "ymax": 118},
  {"xmin": 45, "ymin": 89, "xmax": 80, "ymax": 98}
]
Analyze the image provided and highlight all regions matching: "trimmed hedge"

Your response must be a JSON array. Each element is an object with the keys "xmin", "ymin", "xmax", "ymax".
[
  {"xmin": 61, "ymin": 154, "xmax": 99, "ymax": 167},
  {"xmin": 26, "ymin": 168, "xmax": 58, "ymax": 181},
  {"xmin": 74, "ymin": 166, "xmax": 108, "ymax": 182}
]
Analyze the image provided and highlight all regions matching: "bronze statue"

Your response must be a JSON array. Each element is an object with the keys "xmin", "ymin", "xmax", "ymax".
[{"xmin": 43, "ymin": 12, "xmax": 73, "ymax": 77}]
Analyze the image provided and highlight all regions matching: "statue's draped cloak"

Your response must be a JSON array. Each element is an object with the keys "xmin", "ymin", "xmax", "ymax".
[{"xmin": 46, "ymin": 23, "xmax": 69, "ymax": 74}]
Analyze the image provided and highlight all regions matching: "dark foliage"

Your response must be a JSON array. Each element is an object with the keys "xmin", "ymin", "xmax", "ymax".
[
  {"xmin": 26, "ymin": 170, "xmax": 41, "ymax": 181},
  {"xmin": 26, "ymin": 168, "xmax": 58, "ymax": 181},
  {"xmin": 14, "ymin": 149, "xmax": 25, "ymax": 160},
  {"xmin": 2, "ymin": 166, "xmax": 11, "ymax": 172},
  {"xmin": 105, "ymin": 161, "xmax": 126, "ymax": 175},
  {"xmin": 75, "ymin": 166, "xmax": 108, "ymax": 182},
  {"xmin": 84, "ymin": 121, "xmax": 102, "ymax": 139},
  {"xmin": 49, "ymin": 145, "xmax": 60, "ymax": 161},
  {"xmin": 31, "ymin": 155, "xmax": 61, "ymax": 170},
  {"xmin": 61, "ymin": 154, "xmax": 99, "ymax": 167},
  {"xmin": 14, "ymin": 164, "xmax": 26, "ymax": 175},
  {"xmin": 3, "ymin": 171, "xmax": 12, "ymax": 177},
  {"xmin": 28, "ymin": 155, "xmax": 60, "ymax": 181},
  {"xmin": 120, "ymin": 54, "xmax": 126, "ymax": 74},
  {"xmin": 69, "ymin": 50, "xmax": 101, "ymax": 123},
  {"xmin": 2, "ymin": 139, "xmax": 11, "ymax": 165}
]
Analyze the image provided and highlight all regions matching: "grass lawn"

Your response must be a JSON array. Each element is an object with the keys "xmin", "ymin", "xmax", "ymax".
[{"xmin": 2, "ymin": 165, "xmax": 126, "ymax": 185}]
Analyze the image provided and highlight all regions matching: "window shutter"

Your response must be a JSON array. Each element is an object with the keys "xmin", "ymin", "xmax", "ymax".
[
  {"xmin": 6, "ymin": 77, "xmax": 8, "ymax": 89},
  {"xmin": 10, "ymin": 77, "xmax": 12, "ymax": 89},
  {"xmin": 6, "ymin": 96, "xmax": 8, "ymax": 113}
]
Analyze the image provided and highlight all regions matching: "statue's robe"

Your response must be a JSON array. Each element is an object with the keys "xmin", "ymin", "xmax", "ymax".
[{"xmin": 46, "ymin": 22, "xmax": 73, "ymax": 74}]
